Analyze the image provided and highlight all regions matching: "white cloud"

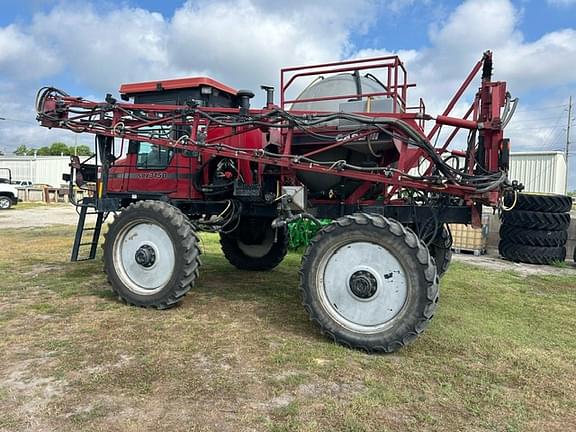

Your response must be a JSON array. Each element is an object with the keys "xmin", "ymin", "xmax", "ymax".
[
  {"xmin": 21, "ymin": 0, "xmax": 383, "ymax": 94},
  {"xmin": 419, "ymin": 0, "xmax": 575, "ymax": 152},
  {"xmin": 499, "ymin": 29, "xmax": 576, "ymax": 90},
  {"xmin": 0, "ymin": 25, "xmax": 60, "ymax": 80},
  {"xmin": 30, "ymin": 5, "xmax": 170, "ymax": 91},
  {"xmin": 351, "ymin": 0, "xmax": 575, "ymax": 153},
  {"xmin": 167, "ymin": 0, "xmax": 357, "ymax": 92}
]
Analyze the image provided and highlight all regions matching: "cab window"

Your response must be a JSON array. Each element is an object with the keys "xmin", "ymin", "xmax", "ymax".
[{"xmin": 137, "ymin": 143, "xmax": 174, "ymax": 169}]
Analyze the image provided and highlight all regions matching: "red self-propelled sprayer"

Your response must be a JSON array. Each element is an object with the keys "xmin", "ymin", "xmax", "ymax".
[{"xmin": 36, "ymin": 51, "xmax": 518, "ymax": 352}]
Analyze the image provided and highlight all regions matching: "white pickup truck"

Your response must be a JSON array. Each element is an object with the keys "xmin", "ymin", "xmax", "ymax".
[{"xmin": 0, "ymin": 169, "xmax": 19, "ymax": 210}]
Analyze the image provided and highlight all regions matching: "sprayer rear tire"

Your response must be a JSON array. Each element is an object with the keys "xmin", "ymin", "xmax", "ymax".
[
  {"xmin": 103, "ymin": 200, "xmax": 201, "ymax": 309},
  {"xmin": 300, "ymin": 213, "xmax": 438, "ymax": 353},
  {"xmin": 220, "ymin": 218, "xmax": 288, "ymax": 271},
  {"xmin": 499, "ymin": 225, "xmax": 567, "ymax": 247},
  {"xmin": 504, "ymin": 192, "xmax": 572, "ymax": 213},
  {"xmin": 426, "ymin": 225, "xmax": 452, "ymax": 278},
  {"xmin": 501, "ymin": 210, "xmax": 570, "ymax": 231}
]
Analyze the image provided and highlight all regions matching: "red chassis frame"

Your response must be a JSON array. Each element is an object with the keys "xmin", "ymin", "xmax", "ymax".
[{"xmin": 37, "ymin": 51, "xmax": 510, "ymax": 226}]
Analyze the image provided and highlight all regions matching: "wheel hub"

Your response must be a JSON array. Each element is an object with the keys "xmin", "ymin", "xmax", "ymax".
[
  {"xmin": 320, "ymin": 241, "xmax": 409, "ymax": 331},
  {"xmin": 349, "ymin": 270, "xmax": 378, "ymax": 299},
  {"xmin": 113, "ymin": 220, "xmax": 176, "ymax": 295},
  {"xmin": 135, "ymin": 244, "xmax": 156, "ymax": 268}
]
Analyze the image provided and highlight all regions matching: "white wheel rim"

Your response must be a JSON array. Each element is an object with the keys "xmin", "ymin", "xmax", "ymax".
[
  {"xmin": 318, "ymin": 241, "xmax": 409, "ymax": 333},
  {"xmin": 113, "ymin": 219, "xmax": 176, "ymax": 295},
  {"xmin": 0, "ymin": 198, "xmax": 10, "ymax": 209}
]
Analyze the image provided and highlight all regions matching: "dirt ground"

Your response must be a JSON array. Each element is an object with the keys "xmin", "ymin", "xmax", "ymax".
[
  {"xmin": 453, "ymin": 252, "xmax": 576, "ymax": 276},
  {"xmin": 0, "ymin": 204, "xmax": 80, "ymax": 229},
  {"xmin": 2, "ymin": 204, "xmax": 574, "ymax": 277}
]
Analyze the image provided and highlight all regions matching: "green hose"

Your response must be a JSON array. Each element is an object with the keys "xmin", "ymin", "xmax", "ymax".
[{"xmin": 288, "ymin": 218, "xmax": 332, "ymax": 250}]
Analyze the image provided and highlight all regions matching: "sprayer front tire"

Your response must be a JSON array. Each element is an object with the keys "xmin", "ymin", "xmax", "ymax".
[
  {"xmin": 103, "ymin": 200, "xmax": 201, "ymax": 309},
  {"xmin": 220, "ymin": 218, "xmax": 288, "ymax": 271},
  {"xmin": 300, "ymin": 213, "xmax": 439, "ymax": 353}
]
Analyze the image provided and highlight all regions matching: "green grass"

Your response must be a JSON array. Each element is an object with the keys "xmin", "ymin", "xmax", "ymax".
[{"xmin": 0, "ymin": 226, "xmax": 575, "ymax": 431}]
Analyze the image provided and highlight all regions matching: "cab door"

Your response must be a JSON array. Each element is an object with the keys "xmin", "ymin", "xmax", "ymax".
[{"xmin": 125, "ymin": 142, "xmax": 179, "ymax": 196}]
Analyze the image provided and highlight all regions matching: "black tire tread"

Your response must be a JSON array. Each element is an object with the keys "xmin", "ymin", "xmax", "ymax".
[
  {"xmin": 504, "ymin": 192, "xmax": 572, "ymax": 213},
  {"xmin": 499, "ymin": 240, "xmax": 566, "ymax": 265},
  {"xmin": 103, "ymin": 200, "xmax": 201, "ymax": 309},
  {"xmin": 299, "ymin": 213, "xmax": 439, "ymax": 353},
  {"xmin": 427, "ymin": 225, "xmax": 452, "ymax": 277},
  {"xmin": 501, "ymin": 210, "xmax": 570, "ymax": 231},
  {"xmin": 499, "ymin": 225, "xmax": 568, "ymax": 247},
  {"xmin": 220, "ymin": 224, "xmax": 288, "ymax": 271}
]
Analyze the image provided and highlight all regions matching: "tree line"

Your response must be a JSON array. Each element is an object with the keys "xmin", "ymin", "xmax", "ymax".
[{"xmin": 14, "ymin": 142, "xmax": 93, "ymax": 156}]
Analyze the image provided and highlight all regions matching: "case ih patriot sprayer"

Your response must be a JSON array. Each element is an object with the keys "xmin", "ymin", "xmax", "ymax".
[{"xmin": 36, "ymin": 51, "xmax": 518, "ymax": 352}]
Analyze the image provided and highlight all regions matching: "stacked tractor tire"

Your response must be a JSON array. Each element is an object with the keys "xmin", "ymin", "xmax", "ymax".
[{"xmin": 499, "ymin": 193, "xmax": 572, "ymax": 265}]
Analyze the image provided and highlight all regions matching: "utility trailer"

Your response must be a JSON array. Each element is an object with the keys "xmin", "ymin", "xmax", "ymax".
[{"xmin": 36, "ymin": 51, "xmax": 518, "ymax": 352}]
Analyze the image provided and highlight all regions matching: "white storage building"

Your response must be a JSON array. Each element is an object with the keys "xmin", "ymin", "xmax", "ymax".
[
  {"xmin": 410, "ymin": 151, "xmax": 567, "ymax": 194},
  {"xmin": 0, "ymin": 156, "xmax": 79, "ymax": 187},
  {"xmin": 509, "ymin": 151, "xmax": 567, "ymax": 194}
]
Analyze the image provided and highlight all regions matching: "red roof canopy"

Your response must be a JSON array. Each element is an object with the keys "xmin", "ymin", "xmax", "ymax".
[{"xmin": 119, "ymin": 77, "xmax": 237, "ymax": 96}]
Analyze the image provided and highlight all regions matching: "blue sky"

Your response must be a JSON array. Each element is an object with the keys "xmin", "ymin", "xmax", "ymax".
[{"xmin": 0, "ymin": 0, "xmax": 575, "ymax": 185}]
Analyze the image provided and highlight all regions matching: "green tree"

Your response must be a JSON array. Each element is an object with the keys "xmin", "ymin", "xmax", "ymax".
[
  {"xmin": 13, "ymin": 142, "xmax": 91, "ymax": 157},
  {"xmin": 36, "ymin": 146, "xmax": 51, "ymax": 156},
  {"xmin": 14, "ymin": 145, "xmax": 30, "ymax": 156},
  {"xmin": 48, "ymin": 142, "xmax": 70, "ymax": 156},
  {"xmin": 71, "ymin": 145, "xmax": 93, "ymax": 156}
]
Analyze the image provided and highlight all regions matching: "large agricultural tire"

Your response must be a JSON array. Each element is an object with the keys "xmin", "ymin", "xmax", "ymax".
[
  {"xmin": 426, "ymin": 225, "xmax": 452, "ymax": 278},
  {"xmin": 103, "ymin": 200, "xmax": 201, "ymax": 309},
  {"xmin": 0, "ymin": 196, "xmax": 12, "ymax": 210},
  {"xmin": 501, "ymin": 210, "xmax": 570, "ymax": 231},
  {"xmin": 499, "ymin": 225, "xmax": 568, "ymax": 247},
  {"xmin": 300, "ymin": 213, "xmax": 438, "ymax": 353},
  {"xmin": 220, "ymin": 217, "xmax": 288, "ymax": 271},
  {"xmin": 498, "ymin": 240, "xmax": 566, "ymax": 265},
  {"xmin": 504, "ymin": 192, "xmax": 572, "ymax": 213}
]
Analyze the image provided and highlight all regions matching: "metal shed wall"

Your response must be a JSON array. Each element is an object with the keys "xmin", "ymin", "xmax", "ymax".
[
  {"xmin": 0, "ymin": 156, "xmax": 78, "ymax": 187},
  {"xmin": 509, "ymin": 152, "xmax": 566, "ymax": 194},
  {"xmin": 408, "ymin": 151, "xmax": 566, "ymax": 195}
]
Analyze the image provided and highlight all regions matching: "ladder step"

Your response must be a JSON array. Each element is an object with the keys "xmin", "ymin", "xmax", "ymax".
[{"xmin": 71, "ymin": 206, "xmax": 105, "ymax": 262}]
